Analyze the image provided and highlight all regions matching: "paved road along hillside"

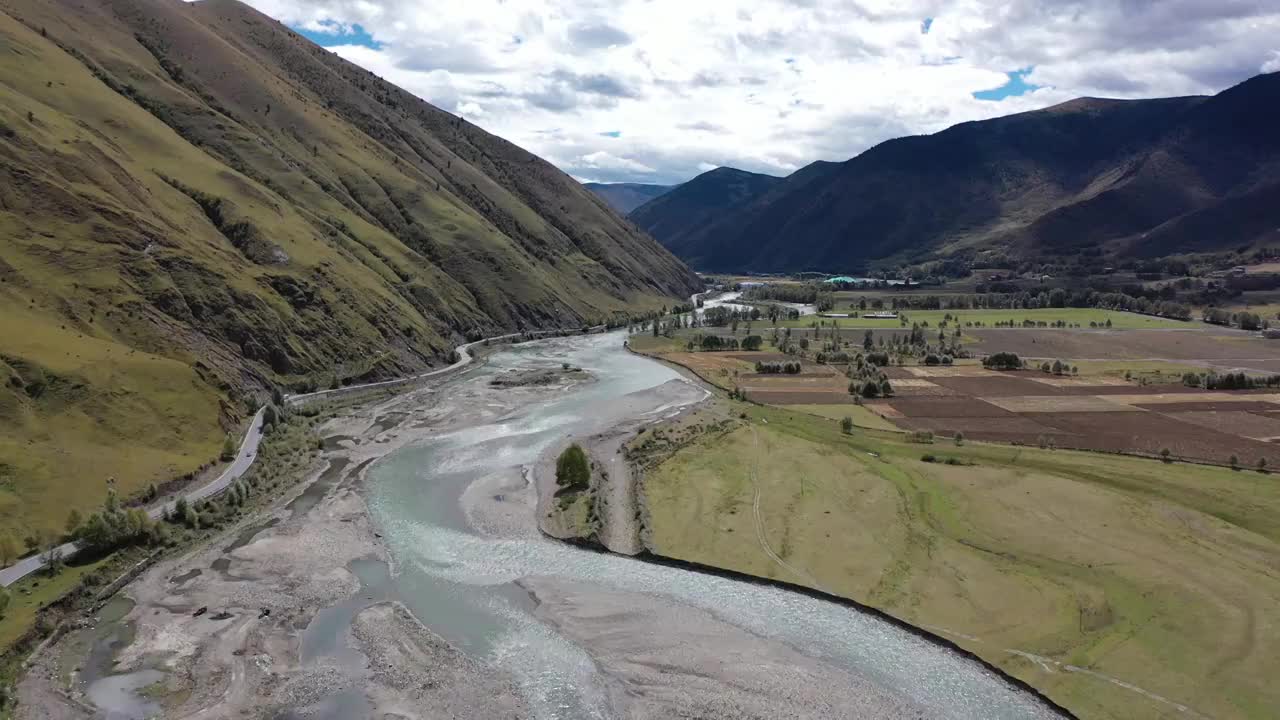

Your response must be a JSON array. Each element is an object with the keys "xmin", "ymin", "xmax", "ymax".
[
  {"xmin": 0, "ymin": 321, "xmax": 636, "ymax": 587},
  {"xmin": 0, "ymin": 408, "xmax": 267, "ymax": 588}
]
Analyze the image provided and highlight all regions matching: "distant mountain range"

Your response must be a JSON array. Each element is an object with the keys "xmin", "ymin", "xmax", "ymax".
[
  {"xmin": 633, "ymin": 72, "xmax": 1280, "ymax": 273},
  {"xmin": 583, "ymin": 182, "xmax": 674, "ymax": 213},
  {"xmin": 629, "ymin": 168, "xmax": 782, "ymax": 261}
]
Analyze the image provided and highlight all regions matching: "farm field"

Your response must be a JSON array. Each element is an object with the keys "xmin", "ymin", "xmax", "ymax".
[
  {"xmin": 780, "ymin": 404, "xmax": 901, "ymax": 430},
  {"xmin": 635, "ymin": 318, "xmax": 1280, "ymax": 467},
  {"xmin": 872, "ymin": 364, "xmax": 1280, "ymax": 466},
  {"xmin": 965, "ymin": 328, "xmax": 1280, "ymax": 374},
  {"xmin": 641, "ymin": 402, "xmax": 1280, "ymax": 720}
]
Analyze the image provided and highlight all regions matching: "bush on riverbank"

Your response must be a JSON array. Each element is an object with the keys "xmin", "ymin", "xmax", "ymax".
[{"xmin": 555, "ymin": 444, "xmax": 591, "ymax": 496}]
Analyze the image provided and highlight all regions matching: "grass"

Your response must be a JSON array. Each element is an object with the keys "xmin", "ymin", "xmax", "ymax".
[
  {"xmin": 552, "ymin": 492, "xmax": 597, "ymax": 538},
  {"xmin": 776, "ymin": 308, "xmax": 1193, "ymax": 329},
  {"xmin": 0, "ymin": 555, "xmax": 115, "ymax": 651},
  {"xmin": 0, "ymin": 305, "xmax": 225, "ymax": 540},
  {"xmin": 642, "ymin": 401, "xmax": 1280, "ymax": 720},
  {"xmin": 1070, "ymin": 359, "xmax": 1207, "ymax": 380},
  {"xmin": 780, "ymin": 404, "xmax": 901, "ymax": 430},
  {"xmin": 626, "ymin": 334, "xmax": 686, "ymax": 355}
]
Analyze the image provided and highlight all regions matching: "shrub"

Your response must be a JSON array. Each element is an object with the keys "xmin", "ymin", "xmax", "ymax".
[
  {"xmin": 221, "ymin": 434, "xmax": 237, "ymax": 461},
  {"xmin": 1160, "ymin": 448, "xmax": 1172, "ymax": 463},
  {"xmin": 982, "ymin": 352, "xmax": 1022, "ymax": 370},
  {"xmin": 953, "ymin": 432, "xmax": 964, "ymax": 446},
  {"xmin": 921, "ymin": 453, "xmax": 938, "ymax": 463},
  {"xmin": 856, "ymin": 379, "xmax": 881, "ymax": 398},
  {"xmin": 908, "ymin": 430, "xmax": 934, "ymax": 444},
  {"xmin": 741, "ymin": 335, "xmax": 763, "ymax": 351},
  {"xmin": 555, "ymin": 444, "xmax": 591, "ymax": 493},
  {"xmin": 840, "ymin": 417, "xmax": 854, "ymax": 434}
]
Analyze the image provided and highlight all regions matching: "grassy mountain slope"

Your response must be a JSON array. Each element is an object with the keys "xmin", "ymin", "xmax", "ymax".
[
  {"xmin": 0, "ymin": 0, "xmax": 699, "ymax": 540},
  {"xmin": 629, "ymin": 167, "xmax": 782, "ymax": 267},
  {"xmin": 641, "ymin": 73, "xmax": 1280, "ymax": 273},
  {"xmin": 583, "ymin": 182, "xmax": 673, "ymax": 214}
]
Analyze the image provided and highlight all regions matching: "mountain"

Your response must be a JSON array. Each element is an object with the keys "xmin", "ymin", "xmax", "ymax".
[
  {"xmin": 583, "ymin": 182, "xmax": 674, "ymax": 214},
  {"xmin": 630, "ymin": 167, "xmax": 783, "ymax": 265},
  {"xmin": 641, "ymin": 73, "xmax": 1280, "ymax": 273},
  {"xmin": 0, "ymin": 0, "xmax": 699, "ymax": 539}
]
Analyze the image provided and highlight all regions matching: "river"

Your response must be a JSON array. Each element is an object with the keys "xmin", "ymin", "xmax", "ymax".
[{"xmin": 363, "ymin": 331, "xmax": 1063, "ymax": 719}]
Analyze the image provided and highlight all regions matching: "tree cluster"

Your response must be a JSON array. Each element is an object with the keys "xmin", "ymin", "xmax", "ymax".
[
  {"xmin": 1183, "ymin": 371, "xmax": 1280, "ymax": 390},
  {"xmin": 755, "ymin": 361, "xmax": 801, "ymax": 375},
  {"xmin": 982, "ymin": 352, "xmax": 1024, "ymax": 370}
]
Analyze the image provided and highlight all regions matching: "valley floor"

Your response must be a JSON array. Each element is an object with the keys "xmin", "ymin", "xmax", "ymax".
[{"xmin": 630, "ymin": 355, "xmax": 1280, "ymax": 720}]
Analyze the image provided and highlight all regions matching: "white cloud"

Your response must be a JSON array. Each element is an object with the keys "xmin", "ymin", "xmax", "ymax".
[
  {"xmin": 578, "ymin": 151, "xmax": 655, "ymax": 173},
  {"xmin": 231, "ymin": 0, "xmax": 1280, "ymax": 184}
]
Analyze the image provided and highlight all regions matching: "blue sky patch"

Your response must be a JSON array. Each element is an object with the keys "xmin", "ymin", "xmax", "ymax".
[
  {"xmin": 292, "ymin": 22, "xmax": 383, "ymax": 50},
  {"xmin": 921, "ymin": 17, "xmax": 933, "ymax": 34},
  {"xmin": 973, "ymin": 68, "xmax": 1040, "ymax": 100},
  {"xmin": 599, "ymin": 130, "xmax": 622, "ymax": 138}
]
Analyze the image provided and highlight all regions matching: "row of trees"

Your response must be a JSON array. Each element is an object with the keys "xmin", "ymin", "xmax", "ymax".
[
  {"xmin": 1038, "ymin": 360, "xmax": 1080, "ymax": 375},
  {"xmin": 1203, "ymin": 308, "xmax": 1267, "ymax": 330},
  {"xmin": 741, "ymin": 284, "xmax": 820, "ymax": 304},
  {"xmin": 682, "ymin": 334, "xmax": 764, "ymax": 352},
  {"xmin": 845, "ymin": 290, "xmax": 1193, "ymax": 321},
  {"xmin": 755, "ymin": 361, "xmax": 802, "ymax": 375},
  {"xmin": 1183, "ymin": 371, "xmax": 1280, "ymax": 390}
]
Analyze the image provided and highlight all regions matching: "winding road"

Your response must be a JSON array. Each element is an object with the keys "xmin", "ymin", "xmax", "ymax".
[
  {"xmin": 0, "ymin": 408, "xmax": 267, "ymax": 588},
  {"xmin": 0, "ymin": 326, "xmax": 603, "ymax": 588}
]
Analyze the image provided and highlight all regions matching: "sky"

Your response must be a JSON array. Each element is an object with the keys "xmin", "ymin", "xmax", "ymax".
[{"xmin": 232, "ymin": 0, "xmax": 1279, "ymax": 185}]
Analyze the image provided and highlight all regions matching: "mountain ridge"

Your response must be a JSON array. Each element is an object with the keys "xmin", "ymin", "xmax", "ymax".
[
  {"xmin": 629, "ymin": 167, "xmax": 782, "ymax": 265},
  {"xmin": 635, "ymin": 74, "xmax": 1280, "ymax": 272}
]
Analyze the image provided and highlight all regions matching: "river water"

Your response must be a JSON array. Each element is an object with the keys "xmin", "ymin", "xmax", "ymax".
[{"xmin": 365, "ymin": 332, "xmax": 1062, "ymax": 719}]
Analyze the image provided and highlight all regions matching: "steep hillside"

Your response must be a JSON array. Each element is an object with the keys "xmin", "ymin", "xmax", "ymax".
[
  {"xmin": 583, "ymin": 182, "xmax": 673, "ymax": 214},
  {"xmin": 630, "ymin": 167, "xmax": 782, "ymax": 267},
  {"xmin": 647, "ymin": 73, "xmax": 1280, "ymax": 273},
  {"xmin": 0, "ymin": 0, "xmax": 699, "ymax": 539}
]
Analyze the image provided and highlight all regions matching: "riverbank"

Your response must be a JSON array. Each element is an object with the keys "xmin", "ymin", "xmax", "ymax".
[
  {"xmin": 534, "ymin": 377, "xmax": 710, "ymax": 554},
  {"xmin": 19, "ymin": 331, "xmax": 1073, "ymax": 720},
  {"xmin": 15, "ymin": 377, "xmax": 533, "ymax": 719}
]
